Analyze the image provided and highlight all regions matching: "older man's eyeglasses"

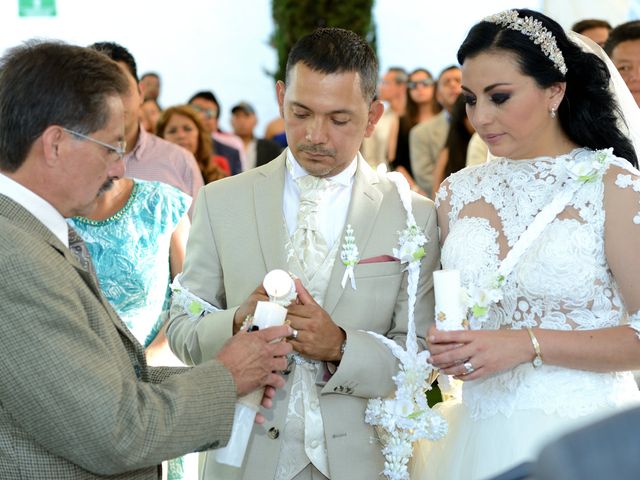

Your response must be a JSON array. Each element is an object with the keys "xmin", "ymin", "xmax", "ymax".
[
  {"xmin": 408, "ymin": 79, "xmax": 435, "ymax": 89},
  {"xmin": 63, "ymin": 128, "xmax": 126, "ymax": 159}
]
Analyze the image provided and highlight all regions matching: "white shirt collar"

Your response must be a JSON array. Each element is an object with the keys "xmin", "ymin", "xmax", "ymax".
[
  {"xmin": 0, "ymin": 173, "xmax": 69, "ymax": 247},
  {"xmin": 286, "ymin": 148, "xmax": 357, "ymax": 187}
]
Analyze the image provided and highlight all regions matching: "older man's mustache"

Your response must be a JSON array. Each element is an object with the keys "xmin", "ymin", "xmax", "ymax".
[{"xmin": 97, "ymin": 178, "xmax": 115, "ymax": 196}]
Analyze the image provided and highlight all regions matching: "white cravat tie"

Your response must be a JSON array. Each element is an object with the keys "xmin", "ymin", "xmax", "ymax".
[{"xmin": 292, "ymin": 175, "xmax": 331, "ymax": 279}]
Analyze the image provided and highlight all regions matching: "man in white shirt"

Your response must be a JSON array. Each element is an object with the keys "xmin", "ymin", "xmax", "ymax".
[{"xmin": 168, "ymin": 28, "xmax": 439, "ymax": 480}]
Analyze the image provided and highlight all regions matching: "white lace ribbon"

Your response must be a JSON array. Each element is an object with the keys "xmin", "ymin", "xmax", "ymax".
[
  {"xmin": 497, "ymin": 182, "xmax": 579, "ymax": 280},
  {"xmin": 362, "ymin": 166, "xmax": 445, "ymax": 480},
  {"xmin": 170, "ymin": 273, "xmax": 220, "ymax": 322}
]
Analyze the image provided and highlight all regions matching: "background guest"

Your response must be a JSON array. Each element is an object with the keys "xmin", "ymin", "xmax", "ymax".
[
  {"xmin": 571, "ymin": 18, "xmax": 612, "ymax": 47},
  {"xmin": 157, "ymin": 105, "xmax": 229, "ymax": 183},
  {"xmin": 140, "ymin": 98, "xmax": 161, "ymax": 134},
  {"xmin": 605, "ymin": 20, "xmax": 640, "ymax": 106},
  {"xmin": 188, "ymin": 91, "xmax": 243, "ymax": 175},
  {"xmin": 387, "ymin": 67, "xmax": 440, "ymax": 192},
  {"xmin": 140, "ymin": 71, "xmax": 161, "ymax": 102},
  {"xmin": 432, "ymin": 93, "xmax": 476, "ymax": 194},
  {"xmin": 230, "ymin": 101, "xmax": 283, "ymax": 169},
  {"xmin": 90, "ymin": 42, "xmax": 203, "ymax": 218},
  {"xmin": 409, "ymin": 65, "xmax": 462, "ymax": 196}
]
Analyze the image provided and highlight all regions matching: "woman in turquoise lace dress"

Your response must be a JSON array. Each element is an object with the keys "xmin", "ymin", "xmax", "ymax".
[{"xmin": 68, "ymin": 177, "xmax": 192, "ymax": 479}]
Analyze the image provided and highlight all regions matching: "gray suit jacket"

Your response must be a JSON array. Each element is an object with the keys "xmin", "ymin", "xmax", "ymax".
[
  {"xmin": 0, "ymin": 195, "xmax": 237, "ymax": 479},
  {"xmin": 534, "ymin": 407, "xmax": 640, "ymax": 480},
  {"xmin": 409, "ymin": 111, "xmax": 449, "ymax": 197},
  {"xmin": 167, "ymin": 150, "xmax": 439, "ymax": 479},
  {"xmin": 490, "ymin": 407, "xmax": 640, "ymax": 480}
]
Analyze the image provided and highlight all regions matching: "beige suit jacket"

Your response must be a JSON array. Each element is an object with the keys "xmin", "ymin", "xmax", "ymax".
[
  {"xmin": 409, "ymin": 111, "xmax": 449, "ymax": 197},
  {"xmin": 167, "ymin": 151, "xmax": 439, "ymax": 480},
  {"xmin": 0, "ymin": 195, "xmax": 237, "ymax": 479}
]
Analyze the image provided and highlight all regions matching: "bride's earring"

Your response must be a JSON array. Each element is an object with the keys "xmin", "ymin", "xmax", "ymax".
[{"xmin": 550, "ymin": 106, "xmax": 557, "ymax": 119}]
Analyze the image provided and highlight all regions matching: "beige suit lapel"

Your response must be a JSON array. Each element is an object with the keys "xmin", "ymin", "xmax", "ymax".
[
  {"xmin": 253, "ymin": 153, "xmax": 288, "ymax": 272},
  {"xmin": 323, "ymin": 156, "xmax": 383, "ymax": 315}
]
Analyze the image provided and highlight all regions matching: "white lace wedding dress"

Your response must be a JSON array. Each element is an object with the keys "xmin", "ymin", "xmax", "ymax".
[{"xmin": 411, "ymin": 148, "xmax": 640, "ymax": 480}]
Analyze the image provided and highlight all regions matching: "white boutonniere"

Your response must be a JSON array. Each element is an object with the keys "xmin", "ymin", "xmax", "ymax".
[{"xmin": 340, "ymin": 224, "xmax": 359, "ymax": 290}]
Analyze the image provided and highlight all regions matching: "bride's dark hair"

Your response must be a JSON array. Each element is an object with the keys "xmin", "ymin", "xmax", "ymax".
[{"xmin": 457, "ymin": 8, "xmax": 638, "ymax": 167}]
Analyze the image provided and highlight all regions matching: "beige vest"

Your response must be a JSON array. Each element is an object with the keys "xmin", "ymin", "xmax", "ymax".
[{"xmin": 273, "ymin": 225, "xmax": 340, "ymax": 479}]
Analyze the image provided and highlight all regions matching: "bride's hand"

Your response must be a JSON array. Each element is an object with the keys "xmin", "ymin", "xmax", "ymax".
[{"xmin": 426, "ymin": 325, "xmax": 533, "ymax": 380}]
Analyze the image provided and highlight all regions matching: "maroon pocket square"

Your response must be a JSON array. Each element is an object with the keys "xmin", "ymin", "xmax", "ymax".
[{"xmin": 359, "ymin": 254, "xmax": 399, "ymax": 264}]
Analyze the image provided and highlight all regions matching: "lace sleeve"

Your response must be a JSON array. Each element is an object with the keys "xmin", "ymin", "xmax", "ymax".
[
  {"xmin": 629, "ymin": 310, "xmax": 640, "ymax": 338},
  {"xmin": 435, "ymin": 178, "xmax": 452, "ymax": 246},
  {"xmin": 603, "ymin": 161, "xmax": 640, "ymax": 325}
]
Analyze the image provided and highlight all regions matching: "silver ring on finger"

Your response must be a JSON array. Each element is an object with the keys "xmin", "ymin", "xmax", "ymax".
[
  {"xmin": 291, "ymin": 329, "xmax": 299, "ymax": 340},
  {"xmin": 463, "ymin": 361, "xmax": 474, "ymax": 374}
]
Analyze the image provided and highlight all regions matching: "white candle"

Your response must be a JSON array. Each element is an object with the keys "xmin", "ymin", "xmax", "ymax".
[
  {"xmin": 263, "ymin": 269, "xmax": 296, "ymax": 305},
  {"xmin": 216, "ymin": 270, "xmax": 292, "ymax": 467},
  {"xmin": 433, "ymin": 269, "xmax": 467, "ymax": 331},
  {"xmin": 253, "ymin": 300, "xmax": 287, "ymax": 329}
]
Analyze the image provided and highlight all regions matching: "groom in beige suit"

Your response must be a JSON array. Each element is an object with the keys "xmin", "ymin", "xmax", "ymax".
[{"xmin": 168, "ymin": 28, "xmax": 439, "ymax": 480}]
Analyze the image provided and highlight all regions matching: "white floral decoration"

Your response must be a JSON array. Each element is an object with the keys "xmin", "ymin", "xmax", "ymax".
[
  {"xmin": 170, "ymin": 273, "xmax": 220, "ymax": 321},
  {"xmin": 340, "ymin": 224, "xmax": 360, "ymax": 290},
  {"xmin": 364, "ymin": 167, "xmax": 447, "ymax": 480},
  {"xmin": 485, "ymin": 9, "xmax": 568, "ymax": 75},
  {"xmin": 462, "ymin": 274, "xmax": 505, "ymax": 330},
  {"xmin": 565, "ymin": 148, "xmax": 609, "ymax": 183}
]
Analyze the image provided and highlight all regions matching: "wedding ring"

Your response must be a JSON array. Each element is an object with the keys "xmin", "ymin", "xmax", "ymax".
[
  {"xmin": 291, "ymin": 329, "xmax": 299, "ymax": 340},
  {"xmin": 463, "ymin": 361, "xmax": 474, "ymax": 374}
]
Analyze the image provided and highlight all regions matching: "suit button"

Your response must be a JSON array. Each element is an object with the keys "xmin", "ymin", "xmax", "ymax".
[{"xmin": 267, "ymin": 427, "xmax": 280, "ymax": 439}]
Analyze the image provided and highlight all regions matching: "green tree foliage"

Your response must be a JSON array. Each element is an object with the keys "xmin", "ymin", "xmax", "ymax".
[{"xmin": 270, "ymin": 0, "xmax": 377, "ymax": 81}]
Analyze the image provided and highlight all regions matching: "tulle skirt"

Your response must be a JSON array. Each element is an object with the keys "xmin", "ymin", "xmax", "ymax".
[{"xmin": 409, "ymin": 400, "xmax": 625, "ymax": 480}]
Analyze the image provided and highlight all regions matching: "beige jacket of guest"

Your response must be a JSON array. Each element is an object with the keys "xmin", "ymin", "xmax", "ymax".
[{"xmin": 409, "ymin": 111, "xmax": 449, "ymax": 197}]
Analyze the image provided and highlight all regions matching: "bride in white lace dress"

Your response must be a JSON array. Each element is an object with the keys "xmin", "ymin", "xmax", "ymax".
[{"xmin": 412, "ymin": 9, "xmax": 640, "ymax": 480}]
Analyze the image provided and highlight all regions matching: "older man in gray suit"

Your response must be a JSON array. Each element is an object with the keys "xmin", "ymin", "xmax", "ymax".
[
  {"xmin": 409, "ymin": 65, "xmax": 462, "ymax": 197},
  {"xmin": 0, "ymin": 40, "xmax": 291, "ymax": 479},
  {"xmin": 168, "ymin": 28, "xmax": 439, "ymax": 480}
]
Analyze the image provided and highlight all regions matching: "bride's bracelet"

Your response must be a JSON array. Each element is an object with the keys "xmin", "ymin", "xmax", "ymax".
[{"xmin": 526, "ymin": 327, "xmax": 544, "ymax": 368}]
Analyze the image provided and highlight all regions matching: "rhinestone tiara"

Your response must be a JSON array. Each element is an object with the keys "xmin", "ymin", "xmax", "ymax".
[{"xmin": 484, "ymin": 10, "xmax": 568, "ymax": 76}]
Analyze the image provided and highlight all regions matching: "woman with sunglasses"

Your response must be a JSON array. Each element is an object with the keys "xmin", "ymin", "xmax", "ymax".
[{"xmin": 387, "ymin": 68, "xmax": 441, "ymax": 193}]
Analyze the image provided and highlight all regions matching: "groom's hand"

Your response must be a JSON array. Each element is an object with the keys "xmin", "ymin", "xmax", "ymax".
[
  {"xmin": 286, "ymin": 279, "xmax": 346, "ymax": 362},
  {"xmin": 232, "ymin": 283, "xmax": 270, "ymax": 334}
]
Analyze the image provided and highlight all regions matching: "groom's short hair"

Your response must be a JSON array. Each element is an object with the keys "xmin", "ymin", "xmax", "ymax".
[{"xmin": 285, "ymin": 27, "xmax": 378, "ymax": 103}]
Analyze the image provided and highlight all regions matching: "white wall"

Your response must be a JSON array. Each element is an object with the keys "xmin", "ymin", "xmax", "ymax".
[{"xmin": 1, "ymin": 0, "xmax": 638, "ymax": 135}]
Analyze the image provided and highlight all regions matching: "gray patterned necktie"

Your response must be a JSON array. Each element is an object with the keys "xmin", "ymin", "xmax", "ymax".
[
  {"xmin": 292, "ymin": 175, "xmax": 331, "ymax": 278},
  {"xmin": 67, "ymin": 226, "xmax": 99, "ymax": 285}
]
